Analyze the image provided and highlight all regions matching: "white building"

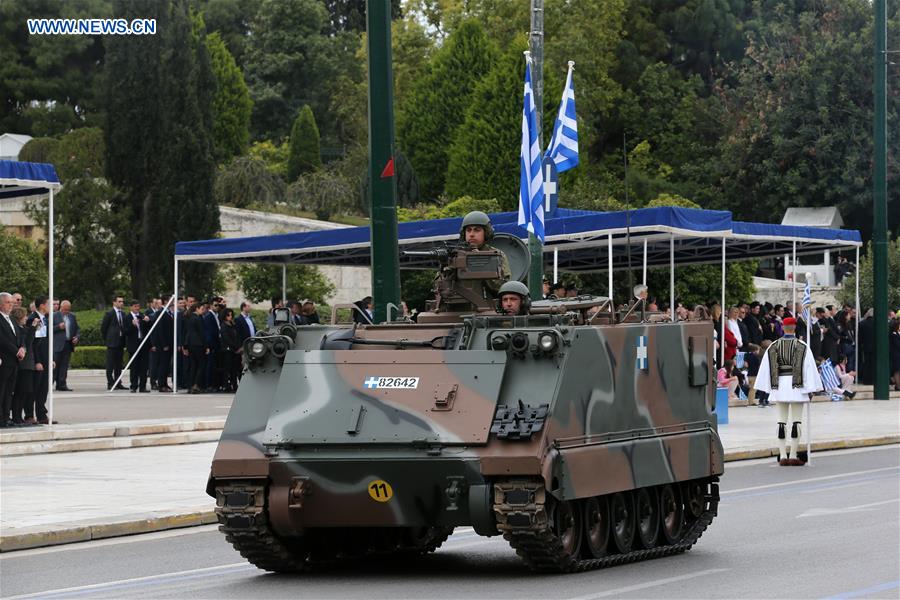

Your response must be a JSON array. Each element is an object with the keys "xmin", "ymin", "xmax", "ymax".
[{"xmin": 0, "ymin": 133, "xmax": 33, "ymax": 161}]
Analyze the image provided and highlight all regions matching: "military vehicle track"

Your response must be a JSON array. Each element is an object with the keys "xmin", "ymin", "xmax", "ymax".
[
  {"xmin": 215, "ymin": 482, "xmax": 452, "ymax": 573},
  {"xmin": 496, "ymin": 478, "xmax": 719, "ymax": 573}
]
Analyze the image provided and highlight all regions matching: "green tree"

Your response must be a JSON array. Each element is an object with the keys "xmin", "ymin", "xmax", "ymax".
[
  {"xmin": 838, "ymin": 238, "xmax": 900, "ymax": 311},
  {"xmin": 206, "ymin": 32, "xmax": 252, "ymax": 163},
  {"xmin": 287, "ymin": 105, "xmax": 322, "ymax": 181},
  {"xmin": 716, "ymin": 0, "xmax": 900, "ymax": 239},
  {"xmin": 444, "ymin": 37, "xmax": 558, "ymax": 209},
  {"xmin": 288, "ymin": 168, "xmax": 353, "ymax": 221},
  {"xmin": 0, "ymin": 227, "xmax": 47, "ymax": 301},
  {"xmin": 235, "ymin": 264, "xmax": 334, "ymax": 304},
  {"xmin": 214, "ymin": 156, "xmax": 286, "ymax": 209},
  {"xmin": 106, "ymin": 0, "xmax": 219, "ymax": 299},
  {"xmin": 199, "ymin": 0, "xmax": 256, "ymax": 67},
  {"xmin": 0, "ymin": 0, "xmax": 110, "ymax": 134},
  {"xmin": 248, "ymin": 140, "xmax": 290, "ymax": 178},
  {"xmin": 17, "ymin": 137, "xmax": 59, "ymax": 163},
  {"xmin": 26, "ymin": 128, "xmax": 127, "ymax": 309},
  {"xmin": 397, "ymin": 19, "xmax": 497, "ymax": 201},
  {"xmin": 243, "ymin": 0, "xmax": 361, "ymax": 142}
]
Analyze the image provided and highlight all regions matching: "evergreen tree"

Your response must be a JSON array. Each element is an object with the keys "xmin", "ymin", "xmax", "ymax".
[
  {"xmin": 396, "ymin": 19, "xmax": 497, "ymax": 202},
  {"xmin": 106, "ymin": 0, "xmax": 218, "ymax": 298},
  {"xmin": 105, "ymin": 0, "xmax": 166, "ymax": 299},
  {"xmin": 18, "ymin": 137, "xmax": 59, "ymax": 163},
  {"xmin": 206, "ymin": 31, "xmax": 252, "ymax": 164},
  {"xmin": 287, "ymin": 105, "xmax": 322, "ymax": 181},
  {"xmin": 444, "ymin": 37, "xmax": 558, "ymax": 210}
]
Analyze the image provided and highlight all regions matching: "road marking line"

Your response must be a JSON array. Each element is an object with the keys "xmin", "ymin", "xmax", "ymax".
[
  {"xmin": 4, "ymin": 562, "xmax": 253, "ymax": 600},
  {"xmin": 797, "ymin": 497, "xmax": 900, "ymax": 518},
  {"xmin": 564, "ymin": 568, "xmax": 730, "ymax": 600},
  {"xmin": 722, "ymin": 466, "xmax": 899, "ymax": 495},
  {"xmin": 822, "ymin": 579, "xmax": 900, "ymax": 600}
]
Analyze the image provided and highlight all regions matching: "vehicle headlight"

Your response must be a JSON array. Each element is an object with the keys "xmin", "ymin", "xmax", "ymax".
[
  {"xmin": 538, "ymin": 332, "xmax": 557, "ymax": 352},
  {"xmin": 250, "ymin": 341, "xmax": 267, "ymax": 358}
]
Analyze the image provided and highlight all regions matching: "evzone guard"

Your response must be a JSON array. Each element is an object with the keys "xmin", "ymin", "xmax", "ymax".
[{"xmin": 753, "ymin": 316, "xmax": 823, "ymax": 466}]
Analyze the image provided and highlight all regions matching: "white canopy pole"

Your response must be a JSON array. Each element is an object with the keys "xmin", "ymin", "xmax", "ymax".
[
  {"xmin": 553, "ymin": 248, "xmax": 558, "ymax": 284},
  {"xmin": 721, "ymin": 236, "xmax": 726, "ymax": 366},
  {"xmin": 669, "ymin": 233, "xmax": 675, "ymax": 321},
  {"xmin": 608, "ymin": 234, "xmax": 613, "ymax": 301},
  {"xmin": 805, "ymin": 402, "xmax": 812, "ymax": 466},
  {"xmin": 48, "ymin": 187, "xmax": 54, "ymax": 426},
  {"xmin": 855, "ymin": 246, "xmax": 860, "ymax": 373},
  {"xmin": 642, "ymin": 239, "xmax": 647, "ymax": 285},
  {"xmin": 282, "ymin": 264, "xmax": 287, "ymax": 305},
  {"xmin": 791, "ymin": 241, "xmax": 797, "ymax": 315},
  {"xmin": 173, "ymin": 259, "xmax": 179, "ymax": 395}
]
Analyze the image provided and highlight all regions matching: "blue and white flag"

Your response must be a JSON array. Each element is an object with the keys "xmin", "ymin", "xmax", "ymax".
[
  {"xmin": 819, "ymin": 358, "xmax": 843, "ymax": 400},
  {"xmin": 802, "ymin": 280, "xmax": 812, "ymax": 326},
  {"xmin": 518, "ymin": 53, "xmax": 545, "ymax": 243},
  {"xmin": 545, "ymin": 61, "xmax": 579, "ymax": 173}
]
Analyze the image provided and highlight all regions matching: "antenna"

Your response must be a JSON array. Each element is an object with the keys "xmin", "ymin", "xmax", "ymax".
[{"xmin": 624, "ymin": 132, "xmax": 632, "ymax": 295}]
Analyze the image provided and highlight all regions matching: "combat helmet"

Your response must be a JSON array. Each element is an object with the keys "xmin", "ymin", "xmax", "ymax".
[
  {"xmin": 497, "ymin": 280, "xmax": 531, "ymax": 314},
  {"xmin": 459, "ymin": 211, "xmax": 494, "ymax": 242}
]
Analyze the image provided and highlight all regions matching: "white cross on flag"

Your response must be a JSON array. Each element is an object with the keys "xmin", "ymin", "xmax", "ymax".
[{"xmin": 636, "ymin": 336, "xmax": 649, "ymax": 370}]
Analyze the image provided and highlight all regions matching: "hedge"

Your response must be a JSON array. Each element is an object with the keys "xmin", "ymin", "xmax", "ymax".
[{"xmin": 69, "ymin": 346, "xmax": 131, "ymax": 370}]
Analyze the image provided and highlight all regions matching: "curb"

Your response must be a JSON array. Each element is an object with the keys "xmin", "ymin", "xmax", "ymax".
[
  {"xmin": 0, "ymin": 511, "xmax": 218, "ymax": 553},
  {"xmin": 1, "ymin": 435, "xmax": 897, "ymax": 553}
]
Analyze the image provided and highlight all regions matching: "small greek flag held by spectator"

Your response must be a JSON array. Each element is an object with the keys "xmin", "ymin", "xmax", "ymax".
[
  {"xmin": 545, "ymin": 61, "xmax": 579, "ymax": 173},
  {"xmin": 819, "ymin": 358, "xmax": 842, "ymax": 400},
  {"xmin": 518, "ymin": 53, "xmax": 545, "ymax": 243},
  {"xmin": 636, "ymin": 335, "xmax": 648, "ymax": 370},
  {"xmin": 802, "ymin": 280, "xmax": 812, "ymax": 326}
]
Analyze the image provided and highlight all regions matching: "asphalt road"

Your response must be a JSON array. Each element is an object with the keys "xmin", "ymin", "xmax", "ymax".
[{"xmin": 2, "ymin": 446, "xmax": 898, "ymax": 600}]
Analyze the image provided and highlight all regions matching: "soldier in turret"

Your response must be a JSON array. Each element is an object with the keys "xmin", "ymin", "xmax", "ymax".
[
  {"xmin": 753, "ymin": 317, "xmax": 823, "ymax": 466},
  {"xmin": 458, "ymin": 211, "xmax": 511, "ymax": 299},
  {"xmin": 496, "ymin": 281, "xmax": 531, "ymax": 316}
]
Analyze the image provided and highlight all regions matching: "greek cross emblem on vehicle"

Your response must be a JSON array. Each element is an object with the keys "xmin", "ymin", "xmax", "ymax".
[
  {"xmin": 363, "ymin": 376, "xmax": 420, "ymax": 390},
  {"xmin": 636, "ymin": 336, "xmax": 649, "ymax": 371}
]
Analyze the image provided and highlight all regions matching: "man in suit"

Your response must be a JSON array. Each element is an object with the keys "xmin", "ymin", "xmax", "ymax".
[
  {"xmin": 0, "ymin": 292, "xmax": 24, "ymax": 427},
  {"xmin": 152, "ymin": 296, "xmax": 175, "ymax": 392},
  {"xmin": 124, "ymin": 300, "xmax": 151, "ymax": 393},
  {"xmin": 145, "ymin": 297, "xmax": 162, "ymax": 390},
  {"xmin": 29, "ymin": 296, "xmax": 51, "ymax": 424},
  {"xmin": 820, "ymin": 305, "xmax": 841, "ymax": 363},
  {"xmin": 53, "ymin": 300, "xmax": 79, "ymax": 391},
  {"xmin": 235, "ymin": 302, "xmax": 256, "ymax": 345},
  {"xmin": 203, "ymin": 298, "xmax": 223, "ymax": 391},
  {"xmin": 100, "ymin": 295, "xmax": 127, "ymax": 390}
]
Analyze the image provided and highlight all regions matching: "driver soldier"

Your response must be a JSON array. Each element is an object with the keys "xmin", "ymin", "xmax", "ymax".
[
  {"xmin": 459, "ymin": 211, "xmax": 511, "ymax": 299},
  {"xmin": 497, "ymin": 281, "xmax": 531, "ymax": 316}
]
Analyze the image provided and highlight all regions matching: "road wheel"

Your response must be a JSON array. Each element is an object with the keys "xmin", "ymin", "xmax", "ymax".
[
  {"xmin": 683, "ymin": 480, "xmax": 706, "ymax": 521},
  {"xmin": 551, "ymin": 498, "xmax": 582, "ymax": 559},
  {"xmin": 659, "ymin": 484, "xmax": 684, "ymax": 544},
  {"xmin": 635, "ymin": 488, "xmax": 659, "ymax": 549},
  {"xmin": 582, "ymin": 496, "xmax": 610, "ymax": 558},
  {"xmin": 609, "ymin": 492, "xmax": 635, "ymax": 554}
]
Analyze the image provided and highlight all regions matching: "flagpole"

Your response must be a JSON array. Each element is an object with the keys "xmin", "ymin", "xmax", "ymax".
[{"xmin": 527, "ymin": 4, "xmax": 544, "ymax": 299}]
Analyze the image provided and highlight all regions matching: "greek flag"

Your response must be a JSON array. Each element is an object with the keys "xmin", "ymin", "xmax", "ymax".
[
  {"xmin": 802, "ymin": 280, "xmax": 811, "ymax": 326},
  {"xmin": 819, "ymin": 358, "xmax": 842, "ymax": 400},
  {"xmin": 518, "ymin": 54, "xmax": 545, "ymax": 243},
  {"xmin": 545, "ymin": 61, "xmax": 579, "ymax": 173}
]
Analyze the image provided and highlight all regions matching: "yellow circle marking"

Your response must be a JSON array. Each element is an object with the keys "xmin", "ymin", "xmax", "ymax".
[{"xmin": 368, "ymin": 479, "xmax": 393, "ymax": 502}]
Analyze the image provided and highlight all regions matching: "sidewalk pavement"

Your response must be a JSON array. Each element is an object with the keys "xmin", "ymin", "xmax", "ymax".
[{"xmin": 1, "ymin": 400, "xmax": 898, "ymax": 552}]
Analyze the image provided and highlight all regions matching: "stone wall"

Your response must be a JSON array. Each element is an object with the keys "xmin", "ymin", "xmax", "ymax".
[{"xmin": 217, "ymin": 206, "xmax": 370, "ymax": 308}]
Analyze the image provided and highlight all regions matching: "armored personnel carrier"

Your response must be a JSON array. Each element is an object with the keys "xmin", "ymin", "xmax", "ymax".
[{"xmin": 208, "ymin": 234, "xmax": 723, "ymax": 573}]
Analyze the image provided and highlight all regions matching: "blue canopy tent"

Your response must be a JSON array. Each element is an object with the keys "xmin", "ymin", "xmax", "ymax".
[
  {"xmin": 1, "ymin": 160, "xmax": 61, "ymax": 424},
  {"xmin": 172, "ymin": 205, "xmax": 861, "ymax": 394}
]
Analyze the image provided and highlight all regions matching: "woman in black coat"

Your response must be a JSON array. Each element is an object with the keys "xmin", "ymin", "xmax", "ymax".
[
  {"xmin": 219, "ymin": 309, "xmax": 240, "ymax": 392},
  {"xmin": 889, "ymin": 318, "xmax": 900, "ymax": 392},
  {"xmin": 11, "ymin": 307, "xmax": 36, "ymax": 425}
]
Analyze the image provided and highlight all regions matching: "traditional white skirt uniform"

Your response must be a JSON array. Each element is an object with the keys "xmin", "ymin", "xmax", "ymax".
[{"xmin": 754, "ymin": 337, "xmax": 823, "ymax": 401}]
